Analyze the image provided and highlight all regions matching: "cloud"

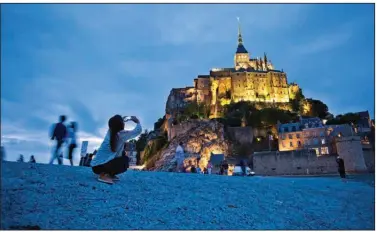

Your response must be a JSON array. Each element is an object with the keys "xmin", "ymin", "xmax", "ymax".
[
  {"xmin": 1, "ymin": 4, "xmax": 374, "ymax": 163},
  {"xmin": 289, "ymin": 21, "xmax": 355, "ymax": 55}
]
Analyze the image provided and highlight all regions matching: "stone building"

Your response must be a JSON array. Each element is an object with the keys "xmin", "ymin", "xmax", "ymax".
[
  {"xmin": 278, "ymin": 117, "xmax": 333, "ymax": 156},
  {"xmin": 165, "ymin": 19, "xmax": 300, "ymax": 118}
]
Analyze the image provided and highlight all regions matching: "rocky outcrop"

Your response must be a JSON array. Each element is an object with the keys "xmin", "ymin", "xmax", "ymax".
[{"xmin": 152, "ymin": 120, "xmax": 230, "ymax": 171}]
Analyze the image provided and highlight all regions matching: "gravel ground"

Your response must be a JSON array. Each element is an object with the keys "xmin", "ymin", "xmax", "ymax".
[{"xmin": 1, "ymin": 161, "xmax": 375, "ymax": 230}]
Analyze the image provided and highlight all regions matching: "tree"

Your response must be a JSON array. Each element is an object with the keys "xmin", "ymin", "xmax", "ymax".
[
  {"xmin": 290, "ymin": 88, "xmax": 305, "ymax": 112},
  {"xmin": 154, "ymin": 116, "xmax": 166, "ymax": 130},
  {"xmin": 326, "ymin": 113, "xmax": 360, "ymax": 125},
  {"xmin": 304, "ymin": 98, "xmax": 329, "ymax": 119}
]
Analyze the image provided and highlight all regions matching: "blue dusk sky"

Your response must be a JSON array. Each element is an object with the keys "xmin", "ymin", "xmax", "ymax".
[{"xmin": 1, "ymin": 4, "xmax": 375, "ymax": 164}]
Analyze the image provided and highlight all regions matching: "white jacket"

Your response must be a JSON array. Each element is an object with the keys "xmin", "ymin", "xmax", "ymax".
[{"xmin": 91, "ymin": 123, "xmax": 142, "ymax": 167}]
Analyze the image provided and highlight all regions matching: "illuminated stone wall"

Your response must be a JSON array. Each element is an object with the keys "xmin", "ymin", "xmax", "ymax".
[{"xmin": 253, "ymin": 150, "xmax": 339, "ymax": 176}]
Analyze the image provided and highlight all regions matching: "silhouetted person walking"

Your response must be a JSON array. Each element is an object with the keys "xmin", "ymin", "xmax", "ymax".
[
  {"xmin": 336, "ymin": 156, "xmax": 346, "ymax": 179},
  {"xmin": 29, "ymin": 155, "xmax": 36, "ymax": 163},
  {"xmin": 67, "ymin": 122, "xmax": 78, "ymax": 166},
  {"xmin": 50, "ymin": 115, "xmax": 67, "ymax": 165}
]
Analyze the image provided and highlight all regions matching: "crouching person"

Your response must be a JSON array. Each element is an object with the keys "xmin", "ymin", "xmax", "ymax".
[{"xmin": 91, "ymin": 115, "xmax": 142, "ymax": 184}]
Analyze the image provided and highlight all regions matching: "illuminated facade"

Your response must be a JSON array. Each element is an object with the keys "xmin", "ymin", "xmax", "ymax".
[
  {"xmin": 278, "ymin": 117, "xmax": 334, "ymax": 156},
  {"xmin": 166, "ymin": 19, "xmax": 299, "ymax": 117}
]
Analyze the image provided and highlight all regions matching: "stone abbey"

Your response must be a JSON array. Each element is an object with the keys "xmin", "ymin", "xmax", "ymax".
[{"xmin": 166, "ymin": 19, "xmax": 300, "ymax": 118}]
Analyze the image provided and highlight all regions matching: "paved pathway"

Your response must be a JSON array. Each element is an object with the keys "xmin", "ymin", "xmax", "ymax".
[{"xmin": 1, "ymin": 161, "xmax": 375, "ymax": 230}]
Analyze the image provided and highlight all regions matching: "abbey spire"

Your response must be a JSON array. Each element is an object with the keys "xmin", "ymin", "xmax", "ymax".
[{"xmin": 235, "ymin": 17, "xmax": 248, "ymax": 54}]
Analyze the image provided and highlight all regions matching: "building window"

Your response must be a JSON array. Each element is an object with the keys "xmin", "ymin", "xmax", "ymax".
[
  {"xmin": 321, "ymin": 147, "xmax": 329, "ymax": 155},
  {"xmin": 313, "ymin": 148, "xmax": 320, "ymax": 155},
  {"xmin": 321, "ymin": 138, "xmax": 326, "ymax": 145},
  {"xmin": 290, "ymin": 142, "xmax": 293, "ymax": 147},
  {"xmin": 320, "ymin": 132, "xmax": 325, "ymax": 137},
  {"xmin": 313, "ymin": 138, "xmax": 319, "ymax": 145},
  {"xmin": 281, "ymin": 134, "xmax": 286, "ymax": 140},
  {"xmin": 288, "ymin": 134, "xmax": 293, "ymax": 139},
  {"xmin": 298, "ymin": 141, "xmax": 302, "ymax": 147},
  {"xmin": 296, "ymin": 134, "xmax": 300, "ymax": 138}
]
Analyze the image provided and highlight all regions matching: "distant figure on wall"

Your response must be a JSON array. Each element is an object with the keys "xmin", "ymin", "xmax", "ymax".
[
  {"xmin": 67, "ymin": 122, "xmax": 78, "ymax": 166},
  {"xmin": 175, "ymin": 142, "xmax": 185, "ymax": 172},
  {"xmin": 50, "ymin": 115, "xmax": 67, "ymax": 165},
  {"xmin": 91, "ymin": 115, "xmax": 142, "ymax": 184},
  {"xmin": 336, "ymin": 156, "xmax": 346, "ymax": 179},
  {"xmin": 17, "ymin": 154, "xmax": 24, "ymax": 162},
  {"xmin": 29, "ymin": 155, "xmax": 36, "ymax": 163}
]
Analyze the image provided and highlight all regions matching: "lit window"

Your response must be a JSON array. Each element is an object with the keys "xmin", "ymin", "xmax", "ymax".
[
  {"xmin": 314, "ymin": 148, "xmax": 320, "ymax": 155},
  {"xmin": 321, "ymin": 139, "xmax": 326, "ymax": 145}
]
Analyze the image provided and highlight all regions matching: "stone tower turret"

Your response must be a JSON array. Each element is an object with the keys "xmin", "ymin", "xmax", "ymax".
[{"xmin": 234, "ymin": 17, "xmax": 250, "ymax": 70}]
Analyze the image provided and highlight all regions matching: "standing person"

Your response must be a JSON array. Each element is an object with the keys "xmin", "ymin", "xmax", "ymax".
[
  {"xmin": 240, "ymin": 160, "xmax": 246, "ymax": 176},
  {"xmin": 207, "ymin": 161, "xmax": 213, "ymax": 175},
  {"xmin": 91, "ymin": 115, "xmax": 142, "ymax": 184},
  {"xmin": 175, "ymin": 142, "xmax": 185, "ymax": 172},
  {"xmin": 67, "ymin": 122, "xmax": 78, "ymax": 166},
  {"xmin": 17, "ymin": 154, "xmax": 24, "ymax": 162},
  {"xmin": 336, "ymin": 156, "xmax": 346, "ymax": 179},
  {"xmin": 50, "ymin": 115, "xmax": 67, "ymax": 165},
  {"xmin": 222, "ymin": 160, "xmax": 229, "ymax": 176},
  {"xmin": 29, "ymin": 155, "xmax": 36, "ymax": 163}
]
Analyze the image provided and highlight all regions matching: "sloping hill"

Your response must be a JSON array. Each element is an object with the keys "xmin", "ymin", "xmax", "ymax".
[{"xmin": 1, "ymin": 161, "xmax": 374, "ymax": 230}]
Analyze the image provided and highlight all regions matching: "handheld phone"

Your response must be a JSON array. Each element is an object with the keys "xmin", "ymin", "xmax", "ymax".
[{"xmin": 123, "ymin": 116, "xmax": 132, "ymax": 122}]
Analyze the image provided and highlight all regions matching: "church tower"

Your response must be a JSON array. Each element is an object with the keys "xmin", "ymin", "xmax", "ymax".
[{"xmin": 234, "ymin": 17, "xmax": 250, "ymax": 70}]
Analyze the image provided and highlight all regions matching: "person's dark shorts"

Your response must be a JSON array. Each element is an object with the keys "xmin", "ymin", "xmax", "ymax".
[
  {"xmin": 68, "ymin": 143, "xmax": 77, "ymax": 159},
  {"xmin": 92, "ymin": 156, "xmax": 129, "ymax": 176}
]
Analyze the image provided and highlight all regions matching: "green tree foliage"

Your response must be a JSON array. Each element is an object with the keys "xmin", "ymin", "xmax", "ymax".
[
  {"xmin": 326, "ymin": 113, "xmax": 361, "ymax": 125},
  {"xmin": 305, "ymin": 98, "xmax": 329, "ymax": 119},
  {"xmin": 142, "ymin": 136, "xmax": 168, "ymax": 164},
  {"xmin": 135, "ymin": 130, "xmax": 149, "ymax": 152},
  {"xmin": 224, "ymin": 101, "xmax": 298, "ymax": 128},
  {"xmin": 182, "ymin": 102, "xmax": 211, "ymax": 119},
  {"xmin": 290, "ymin": 88, "xmax": 305, "ymax": 112},
  {"xmin": 154, "ymin": 116, "xmax": 166, "ymax": 130}
]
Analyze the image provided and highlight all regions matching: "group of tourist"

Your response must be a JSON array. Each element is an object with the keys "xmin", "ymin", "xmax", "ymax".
[{"xmin": 50, "ymin": 115, "xmax": 78, "ymax": 166}]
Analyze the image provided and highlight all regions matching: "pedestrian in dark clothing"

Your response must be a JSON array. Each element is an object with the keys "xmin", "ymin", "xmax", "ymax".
[
  {"xmin": 240, "ymin": 160, "xmax": 246, "ymax": 176},
  {"xmin": 67, "ymin": 122, "xmax": 78, "ymax": 166},
  {"xmin": 50, "ymin": 115, "xmax": 67, "ymax": 165},
  {"xmin": 336, "ymin": 156, "xmax": 346, "ymax": 179},
  {"xmin": 29, "ymin": 155, "xmax": 36, "ymax": 163},
  {"xmin": 222, "ymin": 160, "xmax": 229, "ymax": 175},
  {"xmin": 190, "ymin": 165, "xmax": 197, "ymax": 173}
]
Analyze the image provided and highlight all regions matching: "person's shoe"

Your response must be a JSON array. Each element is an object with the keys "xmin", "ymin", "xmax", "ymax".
[
  {"xmin": 111, "ymin": 175, "xmax": 120, "ymax": 181},
  {"xmin": 98, "ymin": 174, "xmax": 114, "ymax": 185}
]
